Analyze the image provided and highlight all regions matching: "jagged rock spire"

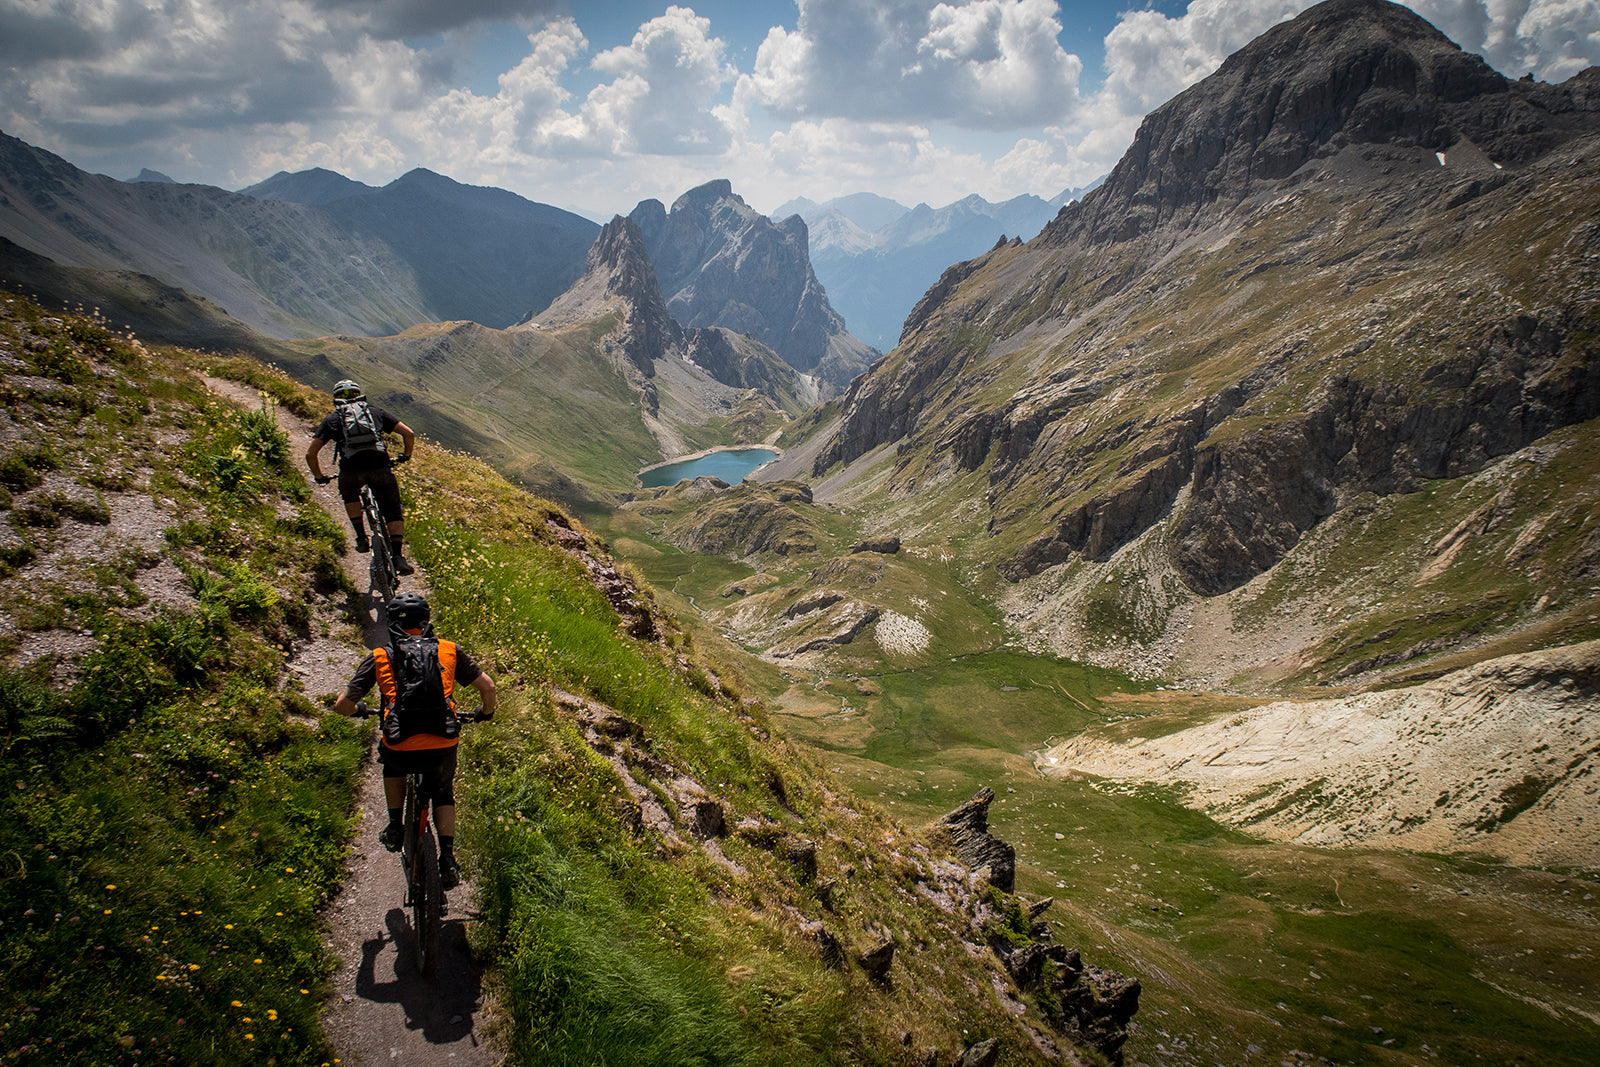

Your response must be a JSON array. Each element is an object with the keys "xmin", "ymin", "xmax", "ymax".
[{"xmin": 528, "ymin": 214, "xmax": 684, "ymax": 378}]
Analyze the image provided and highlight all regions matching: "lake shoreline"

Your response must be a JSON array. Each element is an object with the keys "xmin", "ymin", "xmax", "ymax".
[{"xmin": 637, "ymin": 446, "xmax": 783, "ymax": 488}]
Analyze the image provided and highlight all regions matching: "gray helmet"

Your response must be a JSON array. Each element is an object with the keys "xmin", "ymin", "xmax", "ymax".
[
  {"xmin": 332, "ymin": 379, "xmax": 364, "ymax": 402},
  {"xmin": 386, "ymin": 591, "xmax": 431, "ymax": 634}
]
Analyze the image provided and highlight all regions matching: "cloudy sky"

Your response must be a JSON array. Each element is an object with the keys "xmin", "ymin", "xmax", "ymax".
[{"xmin": 2, "ymin": 0, "xmax": 1595, "ymax": 219}]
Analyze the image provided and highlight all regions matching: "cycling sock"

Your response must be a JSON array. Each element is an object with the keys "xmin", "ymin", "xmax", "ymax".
[
  {"xmin": 439, "ymin": 835, "xmax": 454, "ymax": 858},
  {"xmin": 389, "ymin": 534, "xmax": 404, "ymax": 557},
  {"xmin": 387, "ymin": 808, "xmax": 402, "ymax": 828}
]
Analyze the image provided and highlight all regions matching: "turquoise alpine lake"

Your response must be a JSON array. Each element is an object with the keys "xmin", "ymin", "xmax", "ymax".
[{"xmin": 639, "ymin": 448, "xmax": 777, "ymax": 488}]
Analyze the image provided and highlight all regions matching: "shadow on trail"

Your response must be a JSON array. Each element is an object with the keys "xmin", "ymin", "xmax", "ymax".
[{"xmin": 353, "ymin": 907, "xmax": 487, "ymax": 1048}]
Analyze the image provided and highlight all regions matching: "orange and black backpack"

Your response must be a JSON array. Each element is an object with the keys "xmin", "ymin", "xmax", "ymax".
[{"xmin": 374, "ymin": 635, "xmax": 460, "ymax": 749}]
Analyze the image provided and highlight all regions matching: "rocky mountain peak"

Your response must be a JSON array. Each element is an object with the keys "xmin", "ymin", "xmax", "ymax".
[
  {"xmin": 627, "ymin": 179, "xmax": 878, "ymax": 388},
  {"xmin": 529, "ymin": 214, "xmax": 682, "ymax": 380},
  {"xmin": 806, "ymin": 0, "xmax": 1599, "ymax": 677},
  {"xmin": 672, "ymin": 178, "xmax": 737, "ymax": 211},
  {"xmin": 1054, "ymin": 0, "xmax": 1588, "ymax": 244},
  {"xmin": 587, "ymin": 214, "xmax": 672, "ymax": 313}
]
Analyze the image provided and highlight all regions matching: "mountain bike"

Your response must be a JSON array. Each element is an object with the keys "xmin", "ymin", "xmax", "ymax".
[
  {"xmin": 359, "ymin": 482, "xmax": 399, "ymax": 604},
  {"xmin": 398, "ymin": 751, "xmax": 444, "ymax": 978},
  {"xmin": 354, "ymin": 704, "xmax": 484, "ymax": 979}
]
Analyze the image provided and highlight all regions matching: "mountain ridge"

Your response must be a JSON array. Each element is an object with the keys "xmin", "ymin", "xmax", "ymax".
[
  {"xmin": 758, "ymin": 0, "xmax": 1600, "ymax": 694},
  {"xmin": 0, "ymin": 133, "xmax": 599, "ymax": 336},
  {"xmin": 239, "ymin": 166, "xmax": 379, "ymax": 204}
]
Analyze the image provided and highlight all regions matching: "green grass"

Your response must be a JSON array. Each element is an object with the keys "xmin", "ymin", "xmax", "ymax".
[
  {"xmin": 397, "ymin": 446, "xmax": 1117, "ymax": 1066},
  {"xmin": 759, "ymin": 615, "xmax": 1600, "ymax": 1067},
  {"xmin": 0, "ymin": 294, "xmax": 367, "ymax": 1064}
]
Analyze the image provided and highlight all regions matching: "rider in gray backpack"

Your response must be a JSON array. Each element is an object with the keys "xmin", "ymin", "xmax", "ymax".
[{"xmin": 305, "ymin": 379, "xmax": 419, "ymax": 576}]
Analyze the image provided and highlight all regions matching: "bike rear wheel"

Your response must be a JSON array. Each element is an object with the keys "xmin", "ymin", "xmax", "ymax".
[{"xmin": 369, "ymin": 548, "xmax": 397, "ymax": 603}]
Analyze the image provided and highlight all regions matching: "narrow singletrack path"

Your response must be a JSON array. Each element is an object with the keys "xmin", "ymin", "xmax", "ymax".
[{"xmin": 206, "ymin": 379, "xmax": 499, "ymax": 1066}]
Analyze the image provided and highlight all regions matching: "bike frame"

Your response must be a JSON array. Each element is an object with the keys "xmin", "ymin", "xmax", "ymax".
[
  {"xmin": 399, "ymin": 769, "xmax": 442, "ymax": 978},
  {"xmin": 360, "ymin": 483, "xmax": 399, "ymax": 604}
]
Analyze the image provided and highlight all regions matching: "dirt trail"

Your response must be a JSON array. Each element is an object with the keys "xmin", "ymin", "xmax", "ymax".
[{"xmin": 206, "ymin": 380, "xmax": 499, "ymax": 1066}]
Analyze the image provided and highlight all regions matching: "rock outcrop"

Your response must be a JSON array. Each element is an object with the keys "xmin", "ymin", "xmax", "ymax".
[
  {"xmin": 661, "ymin": 479, "xmax": 830, "ymax": 559},
  {"xmin": 631, "ymin": 180, "xmax": 877, "ymax": 389},
  {"xmin": 931, "ymin": 787, "xmax": 1015, "ymax": 892},
  {"xmin": 935, "ymin": 789, "xmax": 1142, "ymax": 1064},
  {"xmin": 527, "ymin": 214, "xmax": 683, "ymax": 388}
]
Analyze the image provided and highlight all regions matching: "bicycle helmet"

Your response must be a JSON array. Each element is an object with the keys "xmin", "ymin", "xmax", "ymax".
[
  {"xmin": 387, "ymin": 591, "xmax": 431, "ymax": 634},
  {"xmin": 332, "ymin": 379, "xmax": 365, "ymax": 402}
]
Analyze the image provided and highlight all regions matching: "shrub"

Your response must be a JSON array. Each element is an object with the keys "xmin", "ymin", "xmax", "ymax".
[{"xmin": 0, "ymin": 446, "xmax": 56, "ymax": 490}]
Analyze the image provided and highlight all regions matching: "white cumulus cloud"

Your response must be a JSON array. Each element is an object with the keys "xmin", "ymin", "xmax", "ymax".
[{"xmin": 740, "ymin": 0, "xmax": 1083, "ymax": 129}]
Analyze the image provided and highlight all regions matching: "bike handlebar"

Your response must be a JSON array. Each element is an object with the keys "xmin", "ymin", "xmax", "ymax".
[{"xmin": 350, "ymin": 700, "xmax": 488, "ymax": 724}]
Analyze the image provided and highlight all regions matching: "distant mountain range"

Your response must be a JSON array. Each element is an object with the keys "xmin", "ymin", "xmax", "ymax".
[
  {"xmin": 772, "ymin": 181, "xmax": 1101, "ymax": 351},
  {"xmin": 0, "ymin": 132, "xmax": 599, "ymax": 337},
  {"xmin": 0, "ymin": 136, "xmax": 877, "ymax": 390}
]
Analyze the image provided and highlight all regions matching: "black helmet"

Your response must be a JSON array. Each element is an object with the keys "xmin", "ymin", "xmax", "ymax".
[{"xmin": 386, "ymin": 592, "xmax": 431, "ymax": 633}]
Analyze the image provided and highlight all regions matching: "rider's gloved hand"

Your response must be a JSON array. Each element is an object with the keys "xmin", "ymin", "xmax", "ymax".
[
  {"xmin": 390, "ymin": 453, "xmax": 410, "ymax": 467},
  {"xmin": 314, "ymin": 475, "xmax": 333, "ymax": 484}
]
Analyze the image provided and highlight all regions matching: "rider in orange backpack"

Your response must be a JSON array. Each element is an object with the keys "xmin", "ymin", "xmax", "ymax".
[{"xmin": 335, "ymin": 592, "xmax": 496, "ymax": 888}]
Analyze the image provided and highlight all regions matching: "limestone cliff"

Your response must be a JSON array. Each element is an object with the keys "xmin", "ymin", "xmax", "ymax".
[{"xmin": 630, "ymin": 180, "xmax": 878, "ymax": 390}]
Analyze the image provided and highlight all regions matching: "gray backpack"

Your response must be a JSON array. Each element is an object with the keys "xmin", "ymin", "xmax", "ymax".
[{"xmin": 336, "ymin": 400, "xmax": 387, "ymax": 460}]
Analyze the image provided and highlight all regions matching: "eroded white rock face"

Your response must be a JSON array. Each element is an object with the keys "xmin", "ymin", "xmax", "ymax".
[
  {"xmin": 1038, "ymin": 639, "xmax": 1600, "ymax": 869},
  {"xmin": 875, "ymin": 610, "xmax": 931, "ymax": 657}
]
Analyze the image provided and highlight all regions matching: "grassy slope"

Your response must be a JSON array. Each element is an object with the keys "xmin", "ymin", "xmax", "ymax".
[
  {"xmin": 591, "ymin": 482, "xmax": 1600, "ymax": 1065},
  {"xmin": 277, "ymin": 321, "xmax": 658, "ymax": 505},
  {"xmin": 0, "ymin": 294, "xmax": 366, "ymax": 1064},
  {"xmin": 751, "ymin": 653, "xmax": 1600, "ymax": 1067},
  {"xmin": 396, "ymin": 449, "xmax": 1118, "ymax": 1066},
  {"xmin": 0, "ymin": 295, "xmax": 1134, "ymax": 1066}
]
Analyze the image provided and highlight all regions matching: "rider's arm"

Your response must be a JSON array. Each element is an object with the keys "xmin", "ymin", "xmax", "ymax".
[
  {"xmin": 305, "ymin": 435, "xmax": 330, "ymax": 481},
  {"xmin": 470, "ymin": 672, "xmax": 496, "ymax": 720},
  {"xmin": 334, "ymin": 655, "xmax": 378, "ymax": 717},
  {"xmin": 392, "ymin": 420, "xmax": 416, "ymax": 461}
]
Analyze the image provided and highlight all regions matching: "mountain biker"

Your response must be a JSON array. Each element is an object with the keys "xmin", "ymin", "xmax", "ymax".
[
  {"xmin": 334, "ymin": 592, "xmax": 496, "ymax": 889},
  {"xmin": 305, "ymin": 378, "xmax": 418, "ymax": 577}
]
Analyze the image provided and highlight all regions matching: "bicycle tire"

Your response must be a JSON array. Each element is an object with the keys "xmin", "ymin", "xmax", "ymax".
[
  {"xmin": 363, "ymin": 487, "xmax": 398, "ymax": 602},
  {"xmin": 369, "ymin": 548, "xmax": 397, "ymax": 603},
  {"xmin": 412, "ymin": 826, "xmax": 442, "ymax": 979}
]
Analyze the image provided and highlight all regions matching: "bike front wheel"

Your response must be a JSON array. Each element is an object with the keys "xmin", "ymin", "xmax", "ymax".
[
  {"xmin": 410, "ymin": 827, "xmax": 442, "ymax": 978},
  {"xmin": 370, "ymin": 539, "xmax": 399, "ymax": 604}
]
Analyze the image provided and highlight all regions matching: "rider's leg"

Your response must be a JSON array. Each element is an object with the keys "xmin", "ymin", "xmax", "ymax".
[
  {"xmin": 375, "ymin": 477, "xmax": 413, "ymax": 574},
  {"xmin": 338, "ymin": 473, "xmax": 369, "ymax": 551},
  {"xmin": 432, "ymin": 751, "xmax": 459, "ymax": 883},
  {"xmin": 380, "ymin": 773, "xmax": 404, "ymax": 843}
]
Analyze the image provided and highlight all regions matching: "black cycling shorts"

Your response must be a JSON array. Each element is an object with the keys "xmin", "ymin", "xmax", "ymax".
[
  {"xmin": 337, "ymin": 463, "xmax": 403, "ymax": 521},
  {"xmin": 377, "ymin": 744, "xmax": 457, "ymax": 806}
]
